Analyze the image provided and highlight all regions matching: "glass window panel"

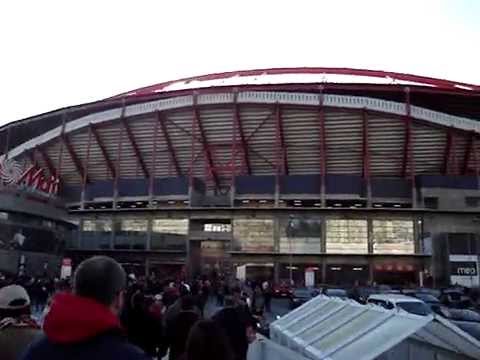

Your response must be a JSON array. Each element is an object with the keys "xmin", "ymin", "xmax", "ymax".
[
  {"xmin": 114, "ymin": 219, "xmax": 147, "ymax": 250},
  {"xmin": 151, "ymin": 219, "xmax": 188, "ymax": 251},
  {"xmin": 280, "ymin": 218, "xmax": 321, "ymax": 254},
  {"xmin": 372, "ymin": 220, "xmax": 414, "ymax": 254},
  {"xmin": 233, "ymin": 219, "xmax": 274, "ymax": 252},
  {"xmin": 81, "ymin": 219, "xmax": 112, "ymax": 249},
  {"xmin": 326, "ymin": 219, "xmax": 368, "ymax": 254}
]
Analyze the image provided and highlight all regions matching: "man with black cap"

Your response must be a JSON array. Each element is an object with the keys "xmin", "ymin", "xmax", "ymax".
[
  {"xmin": 0, "ymin": 284, "xmax": 41, "ymax": 360},
  {"xmin": 21, "ymin": 256, "xmax": 149, "ymax": 360}
]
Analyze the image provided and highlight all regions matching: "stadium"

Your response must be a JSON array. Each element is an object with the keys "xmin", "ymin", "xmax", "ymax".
[{"xmin": 1, "ymin": 67, "xmax": 480, "ymax": 288}]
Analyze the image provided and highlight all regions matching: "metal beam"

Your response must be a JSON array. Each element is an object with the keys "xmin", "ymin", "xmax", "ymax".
[
  {"xmin": 158, "ymin": 112, "xmax": 182, "ymax": 176},
  {"xmin": 233, "ymin": 102, "xmax": 251, "ymax": 175},
  {"xmin": 362, "ymin": 109, "xmax": 370, "ymax": 179},
  {"xmin": 318, "ymin": 105, "xmax": 327, "ymax": 177},
  {"xmin": 275, "ymin": 104, "xmax": 288, "ymax": 175},
  {"xmin": 443, "ymin": 129, "xmax": 454, "ymax": 175},
  {"xmin": 36, "ymin": 146, "xmax": 57, "ymax": 177},
  {"xmin": 90, "ymin": 124, "xmax": 116, "ymax": 178},
  {"xmin": 463, "ymin": 132, "xmax": 476, "ymax": 175},
  {"xmin": 402, "ymin": 89, "xmax": 413, "ymax": 178},
  {"xmin": 192, "ymin": 101, "xmax": 220, "ymax": 189},
  {"xmin": 121, "ymin": 117, "xmax": 150, "ymax": 178},
  {"xmin": 61, "ymin": 133, "xmax": 89, "ymax": 183}
]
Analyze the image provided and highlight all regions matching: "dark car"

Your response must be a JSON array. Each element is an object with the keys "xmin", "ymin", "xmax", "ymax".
[
  {"xmin": 273, "ymin": 283, "xmax": 293, "ymax": 298},
  {"xmin": 440, "ymin": 289, "xmax": 473, "ymax": 309},
  {"xmin": 289, "ymin": 288, "xmax": 315, "ymax": 309},
  {"xmin": 349, "ymin": 287, "xmax": 377, "ymax": 304}
]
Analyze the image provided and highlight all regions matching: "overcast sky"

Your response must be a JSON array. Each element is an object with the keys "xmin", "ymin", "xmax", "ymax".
[{"xmin": 0, "ymin": 0, "xmax": 479, "ymax": 125}]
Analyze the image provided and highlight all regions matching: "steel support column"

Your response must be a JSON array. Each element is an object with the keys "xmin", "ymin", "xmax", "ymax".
[
  {"xmin": 121, "ymin": 117, "xmax": 150, "ymax": 179},
  {"xmin": 318, "ymin": 91, "xmax": 327, "ymax": 207},
  {"xmin": 81, "ymin": 125, "xmax": 93, "ymax": 209},
  {"xmin": 403, "ymin": 88, "xmax": 417, "ymax": 207},
  {"xmin": 62, "ymin": 133, "xmax": 89, "ymax": 183},
  {"xmin": 274, "ymin": 104, "xmax": 287, "ymax": 206},
  {"xmin": 37, "ymin": 146, "xmax": 57, "ymax": 177},
  {"xmin": 150, "ymin": 117, "xmax": 160, "ymax": 203},
  {"xmin": 158, "ymin": 112, "xmax": 181, "ymax": 176},
  {"xmin": 90, "ymin": 124, "xmax": 116, "ymax": 178},
  {"xmin": 192, "ymin": 97, "xmax": 220, "ymax": 190},
  {"xmin": 462, "ymin": 132, "xmax": 476, "ymax": 175},
  {"xmin": 114, "ymin": 117, "xmax": 125, "ymax": 208},
  {"xmin": 362, "ymin": 109, "xmax": 371, "ymax": 207},
  {"xmin": 443, "ymin": 129, "xmax": 455, "ymax": 175}
]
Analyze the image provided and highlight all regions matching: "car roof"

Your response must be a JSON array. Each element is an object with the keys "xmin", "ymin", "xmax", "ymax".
[{"xmin": 368, "ymin": 294, "xmax": 425, "ymax": 303}]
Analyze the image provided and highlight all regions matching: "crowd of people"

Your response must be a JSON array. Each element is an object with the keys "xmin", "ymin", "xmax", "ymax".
[{"xmin": 0, "ymin": 256, "xmax": 275, "ymax": 360}]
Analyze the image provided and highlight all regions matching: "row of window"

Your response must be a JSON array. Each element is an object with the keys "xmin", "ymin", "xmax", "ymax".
[{"xmin": 78, "ymin": 218, "xmax": 416, "ymax": 254}]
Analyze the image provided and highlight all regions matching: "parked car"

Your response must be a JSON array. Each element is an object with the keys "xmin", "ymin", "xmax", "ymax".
[
  {"xmin": 273, "ymin": 283, "xmax": 293, "ymax": 298},
  {"xmin": 439, "ymin": 289, "xmax": 473, "ymax": 309},
  {"xmin": 349, "ymin": 286, "xmax": 377, "ymax": 304},
  {"xmin": 322, "ymin": 288, "xmax": 348, "ymax": 299},
  {"xmin": 367, "ymin": 294, "xmax": 432, "ymax": 316},
  {"xmin": 409, "ymin": 292, "xmax": 441, "ymax": 307},
  {"xmin": 434, "ymin": 307, "xmax": 480, "ymax": 340},
  {"xmin": 289, "ymin": 288, "xmax": 316, "ymax": 309}
]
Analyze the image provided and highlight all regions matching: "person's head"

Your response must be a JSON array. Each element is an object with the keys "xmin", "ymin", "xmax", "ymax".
[
  {"xmin": 73, "ymin": 256, "xmax": 126, "ymax": 315},
  {"xmin": 0, "ymin": 284, "xmax": 31, "ymax": 319},
  {"xmin": 186, "ymin": 320, "xmax": 233, "ymax": 360}
]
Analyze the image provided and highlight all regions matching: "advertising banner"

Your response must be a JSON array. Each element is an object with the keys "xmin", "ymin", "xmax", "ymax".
[{"xmin": 449, "ymin": 255, "xmax": 479, "ymax": 288}]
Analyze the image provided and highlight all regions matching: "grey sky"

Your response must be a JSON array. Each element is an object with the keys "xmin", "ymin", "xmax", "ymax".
[{"xmin": 0, "ymin": 0, "xmax": 479, "ymax": 125}]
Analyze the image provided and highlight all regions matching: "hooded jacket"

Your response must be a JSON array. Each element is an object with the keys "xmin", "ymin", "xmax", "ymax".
[{"xmin": 21, "ymin": 292, "xmax": 149, "ymax": 360}]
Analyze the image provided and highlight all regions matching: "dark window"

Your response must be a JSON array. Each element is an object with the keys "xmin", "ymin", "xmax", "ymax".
[
  {"xmin": 424, "ymin": 197, "xmax": 438, "ymax": 209},
  {"xmin": 465, "ymin": 197, "xmax": 480, "ymax": 208}
]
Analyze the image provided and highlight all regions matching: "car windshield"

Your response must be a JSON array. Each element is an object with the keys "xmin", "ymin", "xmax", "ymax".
[
  {"xmin": 448, "ymin": 309, "xmax": 480, "ymax": 322},
  {"xmin": 414, "ymin": 293, "xmax": 439, "ymax": 303},
  {"xmin": 397, "ymin": 302, "xmax": 432, "ymax": 316},
  {"xmin": 326, "ymin": 289, "xmax": 347, "ymax": 297}
]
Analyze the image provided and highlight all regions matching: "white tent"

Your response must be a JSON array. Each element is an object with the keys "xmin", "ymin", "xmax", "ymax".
[{"xmin": 269, "ymin": 296, "xmax": 480, "ymax": 360}]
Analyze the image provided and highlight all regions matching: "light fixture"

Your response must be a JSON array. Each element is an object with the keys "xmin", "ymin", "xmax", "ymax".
[
  {"xmin": 373, "ymin": 204, "xmax": 382, "ymax": 208},
  {"xmin": 353, "ymin": 267, "xmax": 363, "ymax": 271},
  {"xmin": 242, "ymin": 200, "xmax": 250, "ymax": 204},
  {"xmin": 130, "ymin": 204, "xmax": 136, "ymax": 208},
  {"xmin": 330, "ymin": 266, "xmax": 342, "ymax": 271},
  {"xmin": 314, "ymin": 203, "xmax": 321, "ymax": 207},
  {"xmin": 100, "ymin": 206, "xmax": 106, "ymax": 209},
  {"xmin": 393, "ymin": 204, "xmax": 401, "ymax": 208},
  {"xmin": 355, "ymin": 203, "xmax": 362, "ymax": 207},
  {"xmin": 168, "ymin": 200, "xmax": 175, "ymax": 205},
  {"xmin": 136, "ymin": 201, "xmax": 143, "ymax": 205},
  {"xmin": 334, "ymin": 203, "xmax": 342, "ymax": 207},
  {"xmin": 259, "ymin": 200, "xmax": 267, "ymax": 204}
]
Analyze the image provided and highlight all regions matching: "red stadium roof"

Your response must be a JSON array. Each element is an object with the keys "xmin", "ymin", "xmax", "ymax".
[{"xmin": 113, "ymin": 67, "xmax": 480, "ymax": 98}]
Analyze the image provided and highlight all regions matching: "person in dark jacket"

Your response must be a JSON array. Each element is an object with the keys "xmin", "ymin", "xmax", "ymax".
[
  {"xmin": 165, "ymin": 295, "xmax": 201, "ymax": 360},
  {"xmin": 212, "ymin": 297, "xmax": 257, "ymax": 360},
  {"xmin": 185, "ymin": 320, "xmax": 233, "ymax": 360},
  {"xmin": 21, "ymin": 256, "xmax": 149, "ymax": 360},
  {"xmin": 122, "ymin": 289, "xmax": 166, "ymax": 358}
]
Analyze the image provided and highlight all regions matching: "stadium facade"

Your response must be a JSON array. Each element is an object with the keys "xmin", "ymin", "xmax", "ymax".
[{"xmin": 1, "ymin": 68, "xmax": 480, "ymax": 287}]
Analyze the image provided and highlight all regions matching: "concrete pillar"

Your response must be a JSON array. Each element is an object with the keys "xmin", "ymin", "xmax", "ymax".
[
  {"xmin": 274, "ymin": 262, "xmax": 280, "ymax": 283},
  {"xmin": 367, "ymin": 218, "xmax": 374, "ymax": 254}
]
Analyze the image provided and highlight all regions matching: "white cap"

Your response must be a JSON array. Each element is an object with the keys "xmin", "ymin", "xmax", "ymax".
[{"xmin": 0, "ymin": 285, "xmax": 31, "ymax": 310}]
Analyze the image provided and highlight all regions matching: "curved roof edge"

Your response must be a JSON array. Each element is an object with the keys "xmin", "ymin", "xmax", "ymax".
[{"xmin": 112, "ymin": 67, "xmax": 480, "ymax": 98}]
